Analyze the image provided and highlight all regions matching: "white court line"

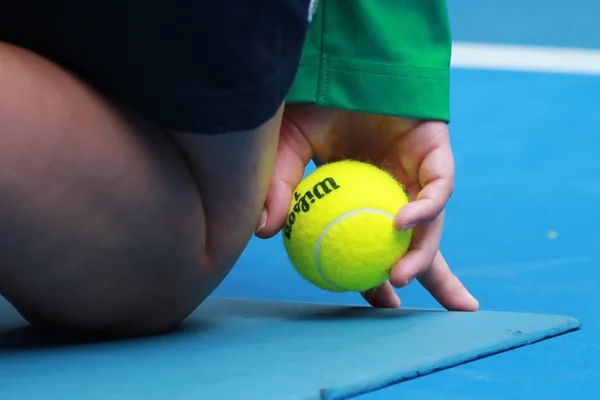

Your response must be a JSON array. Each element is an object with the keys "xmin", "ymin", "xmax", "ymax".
[{"xmin": 451, "ymin": 42, "xmax": 600, "ymax": 75}]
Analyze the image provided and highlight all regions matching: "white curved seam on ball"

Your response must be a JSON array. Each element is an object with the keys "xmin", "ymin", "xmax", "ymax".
[{"xmin": 314, "ymin": 208, "xmax": 395, "ymax": 291}]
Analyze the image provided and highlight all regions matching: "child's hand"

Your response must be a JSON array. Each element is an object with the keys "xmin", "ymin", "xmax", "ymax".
[{"xmin": 256, "ymin": 104, "xmax": 478, "ymax": 311}]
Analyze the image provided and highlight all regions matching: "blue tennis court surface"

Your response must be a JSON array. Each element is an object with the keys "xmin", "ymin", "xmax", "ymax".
[
  {"xmin": 3, "ymin": 1, "xmax": 600, "ymax": 399},
  {"xmin": 448, "ymin": 0, "xmax": 600, "ymax": 49}
]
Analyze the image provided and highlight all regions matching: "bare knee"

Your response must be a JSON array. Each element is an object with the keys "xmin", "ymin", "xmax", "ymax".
[{"xmin": 0, "ymin": 43, "xmax": 211, "ymax": 336}]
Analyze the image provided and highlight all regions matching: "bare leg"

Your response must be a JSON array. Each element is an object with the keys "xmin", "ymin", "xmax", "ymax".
[{"xmin": 0, "ymin": 42, "xmax": 281, "ymax": 336}]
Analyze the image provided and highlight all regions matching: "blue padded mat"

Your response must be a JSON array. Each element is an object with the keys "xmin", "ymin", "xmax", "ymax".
[{"xmin": 0, "ymin": 296, "xmax": 580, "ymax": 400}]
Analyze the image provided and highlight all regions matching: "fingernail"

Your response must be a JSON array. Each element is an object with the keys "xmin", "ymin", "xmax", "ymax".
[
  {"xmin": 400, "ymin": 223, "xmax": 417, "ymax": 231},
  {"xmin": 403, "ymin": 277, "xmax": 415, "ymax": 287},
  {"xmin": 256, "ymin": 208, "xmax": 268, "ymax": 233}
]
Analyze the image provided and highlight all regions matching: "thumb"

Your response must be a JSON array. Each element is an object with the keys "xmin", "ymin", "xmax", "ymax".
[{"xmin": 254, "ymin": 116, "xmax": 314, "ymax": 239}]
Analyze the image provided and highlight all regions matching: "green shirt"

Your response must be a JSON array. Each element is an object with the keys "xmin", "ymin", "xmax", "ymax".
[{"xmin": 286, "ymin": 0, "xmax": 452, "ymax": 122}]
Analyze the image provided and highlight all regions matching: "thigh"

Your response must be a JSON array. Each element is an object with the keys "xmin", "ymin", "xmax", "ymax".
[
  {"xmin": 0, "ymin": 42, "xmax": 208, "ymax": 336},
  {"xmin": 0, "ymin": 0, "xmax": 310, "ymax": 336}
]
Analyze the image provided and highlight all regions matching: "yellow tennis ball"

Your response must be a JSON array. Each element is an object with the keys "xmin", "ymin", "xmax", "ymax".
[{"xmin": 282, "ymin": 160, "xmax": 412, "ymax": 293}]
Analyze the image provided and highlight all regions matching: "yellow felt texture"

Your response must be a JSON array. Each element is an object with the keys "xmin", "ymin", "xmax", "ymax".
[{"xmin": 283, "ymin": 160, "xmax": 412, "ymax": 292}]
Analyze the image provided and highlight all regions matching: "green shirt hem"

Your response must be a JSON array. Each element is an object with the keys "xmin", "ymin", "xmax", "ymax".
[{"xmin": 286, "ymin": 0, "xmax": 452, "ymax": 123}]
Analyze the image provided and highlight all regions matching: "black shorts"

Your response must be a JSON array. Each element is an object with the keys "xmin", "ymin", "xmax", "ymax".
[{"xmin": 0, "ymin": 0, "xmax": 310, "ymax": 133}]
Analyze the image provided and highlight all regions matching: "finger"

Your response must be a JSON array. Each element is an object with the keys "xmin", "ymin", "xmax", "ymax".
[
  {"xmin": 418, "ymin": 251, "xmax": 479, "ymax": 311},
  {"xmin": 395, "ymin": 143, "xmax": 454, "ymax": 231},
  {"xmin": 389, "ymin": 212, "xmax": 444, "ymax": 287},
  {"xmin": 361, "ymin": 281, "xmax": 401, "ymax": 308},
  {"xmin": 254, "ymin": 116, "xmax": 314, "ymax": 239}
]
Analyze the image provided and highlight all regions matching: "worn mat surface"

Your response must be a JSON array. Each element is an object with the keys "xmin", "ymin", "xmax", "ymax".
[{"xmin": 0, "ymin": 296, "xmax": 580, "ymax": 400}]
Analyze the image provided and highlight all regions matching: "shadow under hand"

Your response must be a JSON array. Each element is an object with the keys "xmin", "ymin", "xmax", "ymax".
[
  {"xmin": 296, "ymin": 305, "xmax": 443, "ymax": 322},
  {"xmin": 203, "ymin": 297, "xmax": 443, "ymax": 322}
]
